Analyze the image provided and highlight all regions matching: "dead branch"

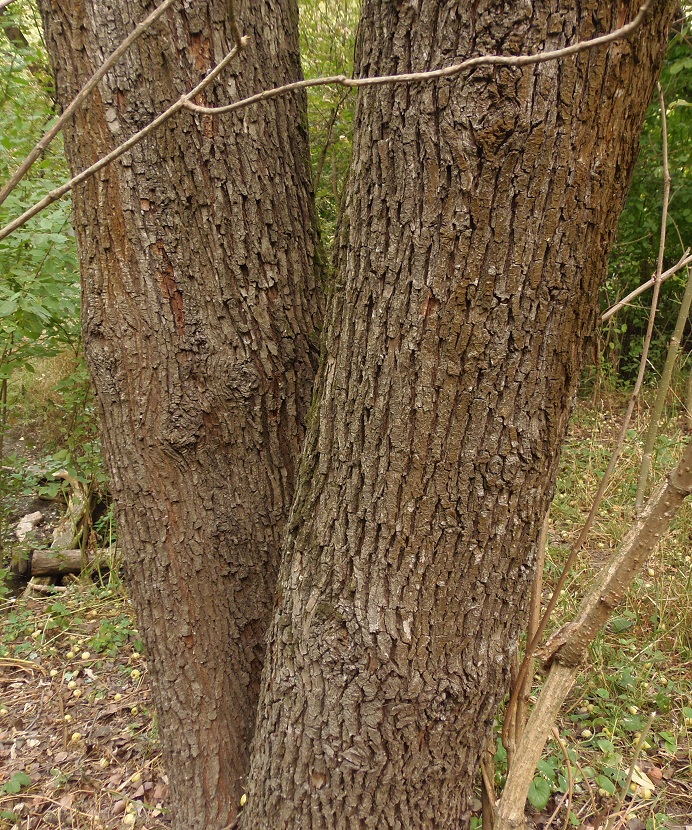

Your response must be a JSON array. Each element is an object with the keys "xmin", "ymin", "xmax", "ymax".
[{"xmin": 30, "ymin": 547, "xmax": 115, "ymax": 577}]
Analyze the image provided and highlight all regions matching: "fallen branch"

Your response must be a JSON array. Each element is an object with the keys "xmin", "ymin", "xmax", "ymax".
[
  {"xmin": 494, "ymin": 440, "xmax": 692, "ymax": 830},
  {"xmin": 11, "ymin": 547, "xmax": 116, "ymax": 577},
  {"xmin": 30, "ymin": 547, "xmax": 116, "ymax": 577}
]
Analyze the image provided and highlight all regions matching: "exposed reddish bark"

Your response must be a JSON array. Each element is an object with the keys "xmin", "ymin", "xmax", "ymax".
[{"xmin": 38, "ymin": 2, "xmax": 322, "ymax": 827}]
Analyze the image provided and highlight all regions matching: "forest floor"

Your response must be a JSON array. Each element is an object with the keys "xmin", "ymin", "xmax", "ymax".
[
  {"xmin": 0, "ymin": 584, "xmax": 170, "ymax": 830},
  {"xmin": 1, "ymin": 395, "xmax": 691, "ymax": 830}
]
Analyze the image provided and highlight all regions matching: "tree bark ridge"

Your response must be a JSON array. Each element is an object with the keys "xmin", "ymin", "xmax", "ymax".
[{"xmin": 240, "ymin": 2, "xmax": 677, "ymax": 828}]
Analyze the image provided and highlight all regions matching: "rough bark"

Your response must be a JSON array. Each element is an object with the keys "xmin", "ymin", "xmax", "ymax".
[
  {"xmin": 38, "ymin": 2, "xmax": 322, "ymax": 828},
  {"xmin": 240, "ymin": 2, "xmax": 676, "ymax": 828}
]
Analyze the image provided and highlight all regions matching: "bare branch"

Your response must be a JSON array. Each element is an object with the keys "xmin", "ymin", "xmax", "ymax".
[
  {"xmin": 183, "ymin": 0, "xmax": 652, "ymax": 116},
  {"xmin": 0, "ymin": 0, "xmax": 652, "ymax": 239},
  {"xmin": 601, "ymin": 249, "xmax": 692, "ymax": 322},
  {"xmin": 495, "ymin": 441, "xmax": 692, "ymax": 830},
  {"xmin": 636, "ymin": 125, "xmax": 688, "ymax": 506},
  {"xmin": 226, "ymin": 0, "xmax": 242, "ymax": 51},
  {"xmin": 0, "ymin": 0, "xmax": 178, "ymax": 208},
  {"xmin": 604, "ymin": 712, "xmax": 657, "ymax": 830},
  {"xmin": 504, "ymin": 85, "xmax": 674, "ymax": 745}
]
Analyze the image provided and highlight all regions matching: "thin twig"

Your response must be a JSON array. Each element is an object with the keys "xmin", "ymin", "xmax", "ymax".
[
  {"xmin": 551, "ymin": 726, "xmax": 574, "ymax": 830},
  {"xmin": 634, "ymin": 86, "xmax": 674, "ymax": 508},
  {"xmin": 0, "ymin": 37, "xmax": 248, "ymax": 243},
  {"xmin": 313, "ymin": 91, "xmax": 350, "ymax": 194},
  {"xmin": 510, "ymin": 515, "xmax": 549, "ymax": 752},
  {"xmin": 0, "ymin": 0, "xmax": 651, "ymax": 240},
  {"xmin": 183, "ymin": 0, "xmax": 652, "ymax": 116},
  {"xmin": 601, "ymin": 249, "xmax": 692, "ymax": 322},
  {"xmin": 481, "ymin": 735, "xmax": 497, "ymax": 830},
  {"xmin": 574, "ymin": 756, "xmax": 599, "ymax": 818},
  {"xmin": 605, "ymin": 712, "xmax": 657, "ymax": 830},
  {"xmin": 0, "ymin": 0, "xmax": 178, "ymax": 208},
  {"xmin": 544, "ymin": 792, "xmax": 569, "ymax": 830},
  {"xmin": 636, "ymin": 262, "xmax": 692, "ymax": 505},
  {"xmin": 226, "ymin": 0, "xmax": 243, "ymax": 51}
]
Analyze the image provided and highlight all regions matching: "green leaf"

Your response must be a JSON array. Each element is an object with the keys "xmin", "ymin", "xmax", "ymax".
[
  {"xmin": 0, "ymin": 297, "xmax": 19, "ymax": 317},
  {"xmin": 597, "ymin": 739, "xmax": 615, "ymax": 754},
  {"xmin": 537, "ymin": 758, "xmax": 557, "ymax": 778},
  {"xmin": 528, "ymin": 775, "xmax": 552, "ymax": 810},
  {"xmin": 596, "ymin": 774, "xmax": 616, "ymax": 795},
  {"xmin": 2, "ymin": 771, "xmax": 32, "ymax": 794}
]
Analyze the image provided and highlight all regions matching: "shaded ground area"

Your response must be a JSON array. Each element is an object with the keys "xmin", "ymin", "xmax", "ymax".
[
  {"xmin": 0, "ymin": 586, "xmax": 170, "ymax": 829},
  {"xmin": 1, "ymin": 402, "xmax": 691, "ymax": 829}
]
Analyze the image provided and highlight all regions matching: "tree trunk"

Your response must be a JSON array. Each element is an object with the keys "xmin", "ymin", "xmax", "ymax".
[
  {"xmin": 38, "ymin": 2, "xmax": 322, "ymax": 828},
  {"xmin": 240, "ymin": 2, "xmax": 676, "ymax": 828}
]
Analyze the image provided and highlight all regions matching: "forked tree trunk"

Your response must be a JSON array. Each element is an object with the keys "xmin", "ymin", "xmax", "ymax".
[
  {"xmin": 240, "ymin": 2, "xmax": 676, "ymax": 828},
  {"xmin": 38, "ymin": 2, "xmax": 322, "ymax": 828}
]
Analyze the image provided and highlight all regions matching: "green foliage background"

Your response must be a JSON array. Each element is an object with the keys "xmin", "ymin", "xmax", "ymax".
[
  {"xmin": 0, "ymin": 1, "xmax": 80, "ymax": 383},
  {"xmin": 605, "ymin": 10, "xmax": 692, "ymax": 380}
]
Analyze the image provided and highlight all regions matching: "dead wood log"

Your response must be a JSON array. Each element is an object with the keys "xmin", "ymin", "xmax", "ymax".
[{"xmin": 29, "ymin": 547, "xmax": 115, "ymax": 577}]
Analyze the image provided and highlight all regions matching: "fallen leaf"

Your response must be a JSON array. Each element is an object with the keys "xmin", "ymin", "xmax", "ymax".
[
  {"xmin": 59, "ymin": 793, "xmax": 75, "ymax": 809},
  {"xmin": 630, "ymin": 767, "xmax": 655, "ymax": 790},
  {"xmin": 153, "ymin": 780, "xmax": 168, "ymax": 801},
  {"xmin": 111, "ymin": 800, "xmax": 127, "ymax": 817}
]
